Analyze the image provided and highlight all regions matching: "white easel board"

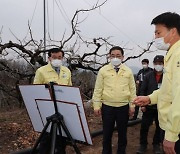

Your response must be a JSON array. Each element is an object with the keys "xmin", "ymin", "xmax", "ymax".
[{"xmin": 19, "ymin": 84, "xmax": 92, "ymax": 145}]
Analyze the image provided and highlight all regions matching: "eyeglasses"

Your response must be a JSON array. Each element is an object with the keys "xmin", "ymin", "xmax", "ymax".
[{"xmin": 51, "ymin": 57, "xmax": 63, "ymax": 60}]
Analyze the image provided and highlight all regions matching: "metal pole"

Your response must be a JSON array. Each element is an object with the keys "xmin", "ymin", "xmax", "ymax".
[{"xmin": 43, "ymin": 0, "xmax": 46, "ymax": 61}]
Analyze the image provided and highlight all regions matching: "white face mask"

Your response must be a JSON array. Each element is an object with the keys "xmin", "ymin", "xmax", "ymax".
[
  {"xmin": 154, "ymin": 65, "xmax": 164, "ymax": 72},
  {"xmin": 51, "ymin": 59, "xmax": 62, "ymax": 67},
  {"xmin": 110, "ymin": 58, "xmax": 122, "ymax": 66},
  {"xmin": 142, "ymin": 64, "xmax": 148, "ymax": 69},
  {"xmin": 153, "ymin": 37, "xmax": 170, "ymax": 51}
]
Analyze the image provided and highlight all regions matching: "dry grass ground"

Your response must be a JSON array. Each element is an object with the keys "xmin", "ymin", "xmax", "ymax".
[{"xmin": 0, "ymin": 108, "xmax": 158, "ymax": 154}]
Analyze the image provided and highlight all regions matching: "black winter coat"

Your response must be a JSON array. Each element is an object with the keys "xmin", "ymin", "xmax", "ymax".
[
  {"xmin": 136, "ymin": 67, "xmax": 153, "ymax": 95},
  {"xmin": 140, "ymin": 70, "xmax": 163, "ymax": 109}
]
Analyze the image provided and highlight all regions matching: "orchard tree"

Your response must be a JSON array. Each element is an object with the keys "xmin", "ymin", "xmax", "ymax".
[{"xmin": 0, "ymin": 0, "xmax": 153, "ymax": 107}]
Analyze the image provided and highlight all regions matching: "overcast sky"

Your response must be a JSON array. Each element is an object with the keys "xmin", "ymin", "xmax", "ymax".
[{"xmin": 1, "ymin": 0, "xmax": 180, "ymax": 71}]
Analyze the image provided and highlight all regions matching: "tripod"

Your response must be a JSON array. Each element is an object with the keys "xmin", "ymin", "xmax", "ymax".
[{"xmin": 32, "ymin": 82, "xmax": 81, "ymax": 154}]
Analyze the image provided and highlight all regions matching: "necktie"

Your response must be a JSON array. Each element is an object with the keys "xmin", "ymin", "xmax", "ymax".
[
  {"xmin": 115, "ymin": 67, "xmax": 119, "ymax": 73},
  {"xmin": 55, "ymin": 68, "xmax": 60, "ymax": 74}
]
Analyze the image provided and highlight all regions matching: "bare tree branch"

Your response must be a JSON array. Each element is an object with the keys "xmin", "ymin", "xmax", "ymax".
[
  {"xmin": 9, "ymin": 28, "xmax": 22, "ymax": 45},
  {"xmin": 123, "ymin": 41, "xmax": 153, "ymax": 63},
  {"xmin": 61, "ymin": 0, "xmax": 108, "ymax": 47}
]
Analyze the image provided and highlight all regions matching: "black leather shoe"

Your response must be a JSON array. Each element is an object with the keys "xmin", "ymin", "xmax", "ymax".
[
  {"xmin": 153, "ymin": 145, "xmax": 162, "ymax": 154},
  {"xmin": 136, "ymin": 145, "xmax": 147, "ymax": 154}
]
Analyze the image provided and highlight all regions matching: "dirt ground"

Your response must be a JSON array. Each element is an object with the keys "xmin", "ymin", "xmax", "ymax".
[{"xmin": 0, "ymin": 108, "xmax": 159, "ymax": 154}]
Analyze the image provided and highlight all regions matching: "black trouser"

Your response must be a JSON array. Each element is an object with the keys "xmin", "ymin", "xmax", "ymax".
[
  {"xmin": 133, "ymin": 106, "xmax": 139, "ymax": 119},
  {"xmin": 160, "ymin": 130, "xmax": 180, "ymax": 153},
  {"xmin": 39, "ymin": 132, "xmax": 66, "ymax": 154},
  {"xmin": 102, "ymin": 104, "xmax": 129, "ymax": 154},
  {"xmin": 140, "ymin": 107, "xmax": 161, "ymax": 146}
]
